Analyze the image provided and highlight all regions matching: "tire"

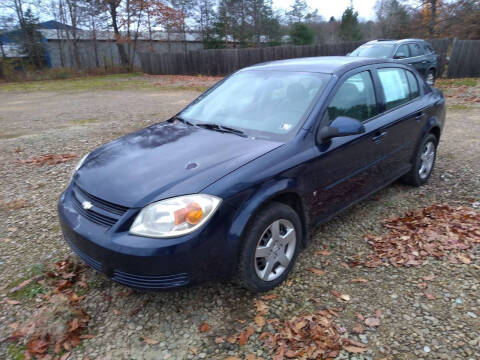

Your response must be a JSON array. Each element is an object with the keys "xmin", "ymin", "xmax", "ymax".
[
  {"xmin": 401, "ymin": 133, "xmax": 438, "ymax": 186},
  {"xmin": 426, "ymin": 69, "xmax": 436, "ymax": 86},
  {"xmin": 237, "ymin": 202, "xmax": 302, "ymax": 292}
]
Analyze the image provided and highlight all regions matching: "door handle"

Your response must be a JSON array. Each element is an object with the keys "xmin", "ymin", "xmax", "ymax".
[
  {"xmin": 372, "ymin": 131, "xmax": 387, "ymax": 143},
  {"xmin": 422, "ymin": 60, "xmax": 427, "ymax": 64},
  {"xmin": 415, "ymin": 112, "xmax": 424, "ymax": 122}
]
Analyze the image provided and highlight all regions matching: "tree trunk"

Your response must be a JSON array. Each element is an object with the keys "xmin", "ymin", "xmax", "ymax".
[
  {"xmin": 108, "ymin": 1, "xmax": 129, "ymax": 67},
  {"xmin": 429, "ymin": 0, "xmax": 437, "ymax": 38}
]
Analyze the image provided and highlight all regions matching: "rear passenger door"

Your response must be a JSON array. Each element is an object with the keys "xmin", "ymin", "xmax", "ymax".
[{"xmin": 372, "ymin": 66, "xmax": 424, "ymax": 179}]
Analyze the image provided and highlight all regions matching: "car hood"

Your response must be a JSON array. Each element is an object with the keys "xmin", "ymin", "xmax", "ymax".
[{"xmin": 74, "ymin": 122, "xmax": 282, "ymax": 207}]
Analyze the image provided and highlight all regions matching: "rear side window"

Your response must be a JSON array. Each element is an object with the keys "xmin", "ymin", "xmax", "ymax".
[
  {"xmin": 405, "ymin": 70, "xmax": 420, "ymax": 99},
  {"xmin": 327, "ymin": 71, "xmax": 378, "ymax": 123},
  {"xmin": 408, "ymin": 43, "xmax": 424, "ymax": 57},
  {"xmin": 377, "ymin": 68, "xmax": 411, "ymax": 110},
  {"xmin": 423, "ymin": 43, "xmax": 434, "ymax": 54},
  {"xmin": 395, "ymin": 44, "xmax": 410, "ymax": 58}
]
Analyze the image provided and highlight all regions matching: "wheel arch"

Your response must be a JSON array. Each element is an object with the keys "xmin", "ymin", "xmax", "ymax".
[{"xmin": 227, "ymin": 180, "xmax": 311, "ymax": 258}]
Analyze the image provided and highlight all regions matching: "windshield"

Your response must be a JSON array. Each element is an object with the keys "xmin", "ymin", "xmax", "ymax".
[
  {"xmin": 179, "ymin": 70, "xmax": 331, "ymax": 141},
  {"xmin": 349, "ymin": 44, "xmax": 394, "ymax": 58}
]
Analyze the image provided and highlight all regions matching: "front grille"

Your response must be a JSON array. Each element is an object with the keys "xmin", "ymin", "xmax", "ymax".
[
  {"xmin": 111, "ymin": 270, "xmax": 190, "ymax": 289},
  {"xmin": 71, "ymin": 184, "xmax": 128, "ymax": 228},
  {"xmin": 74, "ymin": 185, "xmax": 128, "ymax": 216},
  {"xmin": 64, "ymin": 235, "xmax": 103, "ymax": 272}
]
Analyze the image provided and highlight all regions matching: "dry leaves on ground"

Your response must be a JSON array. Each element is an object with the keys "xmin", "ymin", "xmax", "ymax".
[
  {"xmin": 262, "ymin": 310, "xmax": 350, "ymax": 359},
  {"xmin": 8, "ymin": 257, "xmax": 92, "ymax": 358},
  {"xmin": 20, "ymin": 153, "xmax": 78, "ymax": 166},
  {"xmin": 361, "ymin": 204, "xmax": 480, "ymax": 268},
  {"xmin": 1, "ymin": 199, "xmax": 28, "ymax": 210}
]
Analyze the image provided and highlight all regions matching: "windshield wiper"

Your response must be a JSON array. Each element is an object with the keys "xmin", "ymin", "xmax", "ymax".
[
  {"xmin": 196, "ymin": 123, "xmax": 248, "ymax": 137},
  {"xmin": 172, "ymin": 116, "xmax": 195, "ymax": 127}
]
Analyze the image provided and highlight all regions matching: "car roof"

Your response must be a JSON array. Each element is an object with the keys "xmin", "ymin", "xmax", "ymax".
[
  {"xmin": 364, "ymin": 39, "xmax": 426, "ymax": 46},
  {"xmin": 241, "ymin": 56, "xmax": 397, "ymax": 75}
]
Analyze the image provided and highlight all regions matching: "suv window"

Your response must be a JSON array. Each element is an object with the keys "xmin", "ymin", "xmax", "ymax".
[
  {"xmin": 423, "ymin": 43, "xmax": 434, "ymax": 54},
  {"xmin": 327, "ymin": 71, "xmax": 378, "ymax": 123},
  {"xmin": 378, "ymin": 68, "xmax": 411, "ymax": 110},
  {"xmin": 405, "ymin": 70, "xmax": 419, "ymax": 99},
  {"xmin": 408, "ymin": 43, "xmax": 424, "ymax": 57},
  {"xmin": 395, "ymin": 44, "xmax": 410, "ymax": 58}
]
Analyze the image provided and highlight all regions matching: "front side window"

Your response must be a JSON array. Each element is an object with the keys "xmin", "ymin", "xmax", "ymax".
[
  {"xmin": 349, "ymin": 44, "xmax": 394, "ymax": 58},
  {"xmin": 327, "ymin": 71, "xmax": 378, "ymax": 123},
  {"xmin": 395, "ymin": 44, "xmax": 410, "ymax": 58},
  {"xmin": 378, "ymin": 68, "xmax": 411, "ymax": 110},
  {"xmin": 180, "ymin": 70, "xmax": 331, "ymax": 141},
  {"xmin": 408, "ymin": 43, "xmax": 424, "ymax": 57}
]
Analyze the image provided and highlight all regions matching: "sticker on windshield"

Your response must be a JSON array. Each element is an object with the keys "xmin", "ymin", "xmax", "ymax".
[{"xmin": 280, "ymin": 123, "xmax": 292, "ymax": 131}]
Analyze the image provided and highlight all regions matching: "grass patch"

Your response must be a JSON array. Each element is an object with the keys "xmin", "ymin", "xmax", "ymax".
[
  {"xmin": 447, "ymin": 104, "xmax": 473, "ymax": 111},
  {"xmin": 0, "ymin": 73, "xmax": 211, "ymax": 93},
  {"xmin": 71, "ymin": 118, "xmax": 100, "ymax": 125},
  {"xmin": 6, "ymin": 263, "xmax": 47, "ymax": 301},
  {"xmin": 437, "ymin": 78, "xmax": 478, "ymax": 88},
  {"xmin": 7, "ymin": 344, "xmax": 27, "ymax": 360}
]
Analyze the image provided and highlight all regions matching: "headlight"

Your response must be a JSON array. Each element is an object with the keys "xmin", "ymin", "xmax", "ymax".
[
  {"xmin": 72, "ymin": 154, "xmax": 89, "ymax": 178},
  {"xmin": 130, "ymin": 194, "xmax": 222, "ymax": 238}
]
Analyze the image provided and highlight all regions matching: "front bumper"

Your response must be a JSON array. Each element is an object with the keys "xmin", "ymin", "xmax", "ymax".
[{"xmin": 57, "ymin": 185, "xmax": 236, "ymax": 290}]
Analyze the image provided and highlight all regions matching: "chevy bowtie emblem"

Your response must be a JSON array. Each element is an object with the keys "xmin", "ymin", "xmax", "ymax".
[{"xmin": 82, "ymin": 201, "xmax": 93, "ymax": 210}]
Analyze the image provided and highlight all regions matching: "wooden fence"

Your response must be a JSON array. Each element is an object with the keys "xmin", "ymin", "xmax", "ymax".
[
  {"xmin": 139, "ymin": 41, "xmax": 364, "ymax": 76},
  {"xmin": 429, "ymin": 38, "xmax": 449, "ymax": 77},
  {"xmin": 140, "ymin": 38, "xmax": 480, "ymax": 79},
  {"xmin": 447, "ymin": 40, "xmax": 480, "ymax": 78}
]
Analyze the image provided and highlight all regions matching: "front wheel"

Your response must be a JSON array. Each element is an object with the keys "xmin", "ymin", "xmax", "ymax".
[
  {"xmin": 237, "ymin": 202, "xmax": 301, "ymax": 292},
  {"xmin": 401, "ymin": 133, "xmax": 438, "ymax": 186}
]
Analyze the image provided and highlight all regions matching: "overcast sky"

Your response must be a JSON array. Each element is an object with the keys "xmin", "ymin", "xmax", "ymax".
[{"xmin": 272, "ymin": 0, "xmax": 378, "ymax": 21}]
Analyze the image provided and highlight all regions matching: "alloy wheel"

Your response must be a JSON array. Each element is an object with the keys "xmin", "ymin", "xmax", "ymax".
[
  {"xmin": 254, "ymin": 219, "xmax": 296, "ymax": 281},
  {"xmin": 426, "ymin": 72, "xmax": 435, "ymax": 86},
  {"xmin": 419, "ymin": 141, "xmax": 436, "ymax": 179}
]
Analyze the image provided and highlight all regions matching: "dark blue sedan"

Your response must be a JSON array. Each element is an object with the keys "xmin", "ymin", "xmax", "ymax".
[{"xmin": 58, "ymin": 56, "xmax": 446, "ymax": 292}]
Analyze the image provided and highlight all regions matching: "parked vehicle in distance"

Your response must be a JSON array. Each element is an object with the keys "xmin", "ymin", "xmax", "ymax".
[
  {"xmin": 348, "ymin": 39, "xmax": 438, "ymax": 86},
  {"xmin": 58, "ymin": 56, "xmax": 446, "ymax": 292}
]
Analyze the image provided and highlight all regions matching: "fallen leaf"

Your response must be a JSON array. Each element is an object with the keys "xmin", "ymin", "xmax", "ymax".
[
  {"xmin": 60, "ymin": 352, "xmax": 71, "ymax": 360},
  {"xmin": 261, "ymin": 294, "xmax": 279, "ymax": 300},
  {"xmin": 227, "ymin": 335, "xmax": 237, "ymax": 344},
  {"xmin": 255, "ymin": 299, "xmax": 269, "ymax": 315},
  {"xmin": 422, "ymin": 274, "xmax": 435, "ymax": 281},
  {"xmin": 365, "ymin": 317, "xmax": 380, "ymax": 327},
  {"xmin": 424, "ymin": 291, "xmax": 436, "ymax": 300},
  {"xmin": 6, "ymin": 299, "xmax": 21, "ymax": 305},
  {"xmin": 224, "ymin": 357, "xmax": 241, "ymax": 360},
  {"xmin": 456, "ymin": 254, "xmax": 472, "ymax": 264},
  {"xmin": 344, "ymin": 345, "xmax": 368, "ymax": 353},
  {"xmin": 199, "ymin": 322, "xmax": 211, "ymax": 333},
  {"xmin": 143, "ymin": 337, "xmax": 159, "ymax": 345},
  {"xmin": 315, "ymin": 249, "xmax": 331, "ymax": 256},
  {"xmin": 352, "ymin": 324, "xmax": 364, "ymax": 334},
  {"xmin": 254, "ymin": 315, "xmax": 265, "ymax": 328},
  {"xmin": 340, "ymin": 294, "xmax": 351, "ymax": 301},
  {"xmin": 238, "ymin": 327, "xmax": 254, "ymax": 345},
  {"xmin": 351, "ymin": 278, "xmax": 369, "ymax": 283},
  {"xmin": 306, "ymin": 267, "xmax": 325, "ymax": 275},
  {"xmin": 214, "ymin": 336, "xmax": 225, "ymax": 344},
  {"xmin": 191, "ymin": 347, "xmax": 198, "ymax": 355}
]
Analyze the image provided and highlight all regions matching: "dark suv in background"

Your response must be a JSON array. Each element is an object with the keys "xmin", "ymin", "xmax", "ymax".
[{"xmin": 348, "ymin": 39, "xmax": 438, "ymax": 86}]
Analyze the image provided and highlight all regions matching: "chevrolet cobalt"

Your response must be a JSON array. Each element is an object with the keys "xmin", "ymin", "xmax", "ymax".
[{"xmin": 58, "ymin": 57, "xmax": 446, "ymax": 292}]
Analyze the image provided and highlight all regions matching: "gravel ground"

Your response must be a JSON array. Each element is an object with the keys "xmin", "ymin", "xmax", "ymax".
[{"xmin": 0, "ymin": 77, "xmax": 479, "ymax": 360}]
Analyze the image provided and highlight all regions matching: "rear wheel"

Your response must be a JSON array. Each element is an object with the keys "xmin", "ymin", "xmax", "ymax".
[
  {"xmin": 237, "ymin": 202, "xmax": 301, "ymax": 292},
  {"xmin": 426, "ymin": 69, "xmax": 435, "ymax": 86},
  {"xmin": 401, "ymin": 133, "xmax": 438, "ymax": 186}
]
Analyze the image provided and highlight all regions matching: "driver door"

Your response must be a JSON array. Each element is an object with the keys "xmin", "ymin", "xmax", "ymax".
[{"xmin": 302, "ymin": 68, "xmax": 387, "ymax": 222}]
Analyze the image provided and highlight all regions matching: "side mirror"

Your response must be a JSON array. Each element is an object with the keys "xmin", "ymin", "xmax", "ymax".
[
  {"xmin": 394, "ymin": 54, "xmax": 406, "ymax": 59},
  {"xmin": 346, "ymin": 52, "xmax": 351, "ymax": 56},
  {"xmin": 317, "ymin": 116, "xmax": 365, "ymax": 143}
]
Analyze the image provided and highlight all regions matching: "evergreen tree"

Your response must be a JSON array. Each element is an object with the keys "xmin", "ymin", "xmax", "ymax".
[
  {"xmin": 21, "ymin": 9, "xmax": 45, "ymax": 68},
  {"xmin": 290, "ymin": 22, "xmax": 314, "ymax": 45},
  {"xmin": 339, "ymin": 6, "xmax": 363, "ymax": 41}
]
